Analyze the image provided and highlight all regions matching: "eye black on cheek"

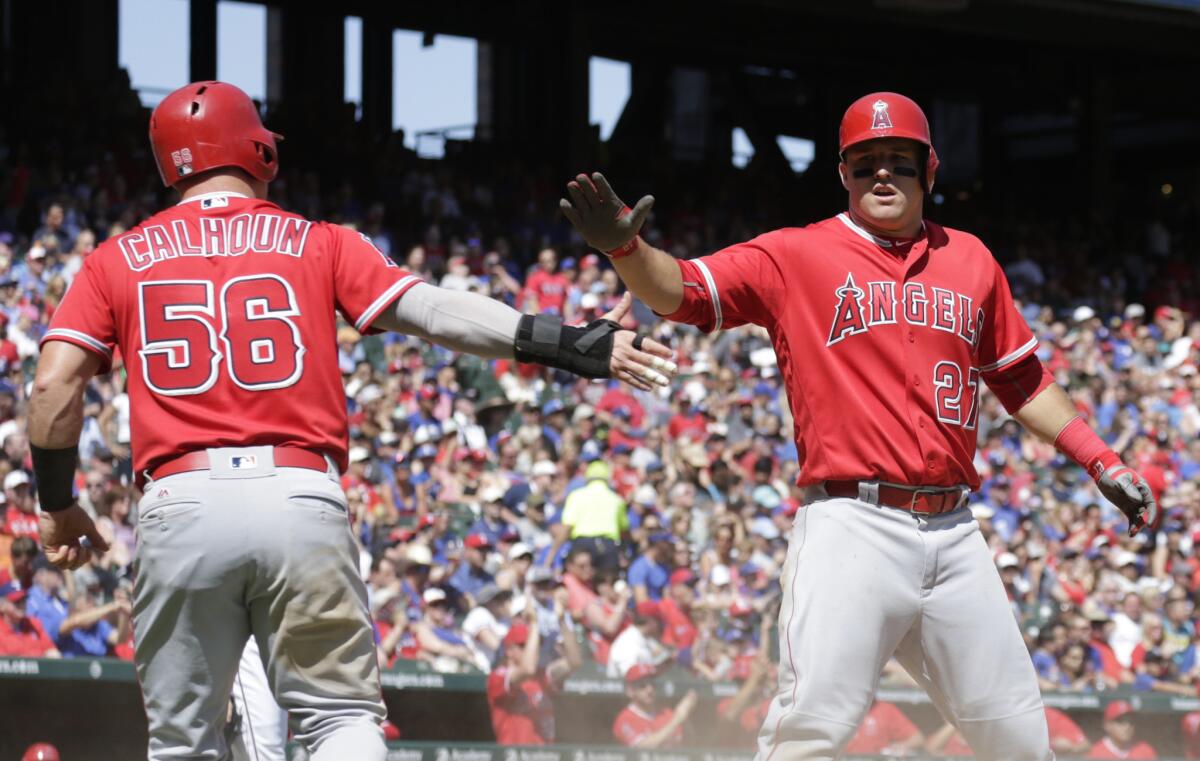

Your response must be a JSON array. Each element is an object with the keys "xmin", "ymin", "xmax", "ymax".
[{"xmin": 851, "ymin": 168, "xmax": 874, "ymax": 179}]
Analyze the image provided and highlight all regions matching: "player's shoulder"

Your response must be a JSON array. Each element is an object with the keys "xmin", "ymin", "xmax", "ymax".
[{"xmin": 925, "ymin": 220, "xmax": 994, "ymax": 259}]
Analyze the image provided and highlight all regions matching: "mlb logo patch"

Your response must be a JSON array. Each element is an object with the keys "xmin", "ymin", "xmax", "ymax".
[{"xmin": 230, "ymin": 455, "xmax": 258, "ymax": 470}]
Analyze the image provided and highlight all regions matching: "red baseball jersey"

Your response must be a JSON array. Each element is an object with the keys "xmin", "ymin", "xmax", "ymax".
[
  {"xmin": 1046, "ymin": 706, "xmax": 1089, "ymax": 749},
  {"xmin": 43, "ymin": 192, "xmax": 419, "ymax": 484},
  {"xmin": 487, "ymin": 666, "xmax": 556, "ymax": 745},
  {"xmin": 1182, "ymin": 711, "xmax": 1200, "ymax": 760},
  {"xmin": 844, "ymin": 701, "xmax": 920, "ymax": 754},
  {"xmin": 613, "ymin": 704, "xmax": 681, "ymax": 747},
  {"xmin": 1089, "ymin": 738, "xmax": 1158, "ymax": 760},
  {"xmin": 665, "ymin": 213, "xmax": 1038, "ymax": 489}
]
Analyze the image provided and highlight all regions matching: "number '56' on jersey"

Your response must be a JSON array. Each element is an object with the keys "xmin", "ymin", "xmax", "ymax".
[{"xmin": 42, "ymin": 192, "xmax": 421, "ymax": 484}]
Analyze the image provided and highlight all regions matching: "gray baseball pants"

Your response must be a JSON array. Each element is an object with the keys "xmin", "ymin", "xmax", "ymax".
[
  {"xmin": 132, "ymin": 446, "xmax": 386, "ymax": 761},
  {"xmin": 755, "ymin": 491, "xmax": 1053, "ymax": 761}
]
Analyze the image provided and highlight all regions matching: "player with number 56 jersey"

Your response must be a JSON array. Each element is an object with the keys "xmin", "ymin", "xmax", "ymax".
[
  {"xmin": 46, "ymin": 190, "xmax": 417, "ymax": 485},
  {"xmin": 31, "ymin": 81, "xmax": 677, "ymax": 761}
]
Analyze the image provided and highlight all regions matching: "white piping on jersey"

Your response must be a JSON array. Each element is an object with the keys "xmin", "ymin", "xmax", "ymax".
[
  {"xmin": 43, "ymin": 328, "xmax": 113, "ymax": 359},
  {"xmin": 836, "ymin": 212, "xmax": 924, "ymax": 248},
  {"xmin": 692, "ymin": 259, "xmax": 723, "ymax": 333},
  {"xmin": 354, "ymin": 275, "xmax": 420, "ymax": 332},
  {"xmin": 177, "ymin": 191, "xmax": 250, "ymax": 205},
  {"xmin": 979, "ymin": 336, "xmax": 1038, "ymax": 373}
]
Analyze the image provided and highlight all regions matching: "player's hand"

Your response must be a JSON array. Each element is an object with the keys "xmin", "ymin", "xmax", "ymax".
[
  {"xmin": 39, "ymin": 503, "xmax": 111, "ymax": 571},
  {"xmin": 602, "ymin": 293, "xmax": 677, "ymax": 391},
  {"xmin": 1096, "ymin": 463, "xmax": 1159, "ymax": 537},
  {"xmin": 559, "ymin": 172, "xmax": 654, "ymax": 254}
]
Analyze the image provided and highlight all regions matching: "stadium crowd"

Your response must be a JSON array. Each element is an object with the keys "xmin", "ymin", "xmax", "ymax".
[{"xmin": 0, "ymin": 82, "xmax": 1198, "ymax": 756}]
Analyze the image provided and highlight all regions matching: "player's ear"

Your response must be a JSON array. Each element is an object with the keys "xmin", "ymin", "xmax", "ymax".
[{"xmin": 838, "ymin": 162, "xmax": 850, "ymax": 192}]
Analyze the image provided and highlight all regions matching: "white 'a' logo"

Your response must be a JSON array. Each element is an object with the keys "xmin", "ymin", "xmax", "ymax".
[{"xmin": 871, "ymin": 99, "xmax": 892, "ymax": 129}]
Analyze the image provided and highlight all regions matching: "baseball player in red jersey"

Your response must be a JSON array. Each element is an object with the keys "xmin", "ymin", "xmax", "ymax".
[
  {"xmin": 560, "ymin": 91, "xmax": 1159, "ymax": 760},
  {"xmin": 29, "ymin": 81, "xmax": 676, "ymax": 761}
]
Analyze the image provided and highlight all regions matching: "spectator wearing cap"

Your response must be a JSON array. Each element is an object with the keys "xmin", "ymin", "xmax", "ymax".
[
  {"xmin": 0, "ymin": 589, "xmax": 59, "ymax": 657},
  {"xmin": 486, "ymin": 595, "xmax": 582, "ymax": 745},
  {"xmin": 581, "ymin": 569, "xmax": 633, "ymax": 666},
  {"xmin": 398, "ymin": 544, "xmax": 434, "ymax": 619},
  {"xmin": 612, "ymin": 664, "xmax": 698, "ymax": 748},
  {"xmin": 658, "ymin": 569, "xmax": 699, "ymax": 656},
  {"xmin": 2, "ymin": 470, "xmax": 38, "ymax": 542},
  {"xmin": 449, "ymin": 534, "xmax": 496, "ymax": 602},
  {"xmin": 25, "ymin": 563, "xmax": 69, "ymax": 647},
  {"xmin": 607, "ymin": 600, "xmax": 671, "ymax": 679},
  {"xmin": 845, "ymin": 701, "xmax": 925, "ymax": 757},
  {"xmin": 462, "ymin": 583, "xmax": 513, "ymax": 669},
  {"xmin": 469, "ymin": 487, "xmax": 514, "ymax": 547},
  {"xmin": 524, "ymin": 566, "xmax": 575, "ymax": 668},
  {"xmin": 1088, "ymin": 701, "xmax": 1157, "ymax": 759},
  {"xmin": 1131, "ymin": 648, "xmax": 1196, "ymax": 696},
  {"xmin": 628, "ymin": 532, "xmax": 673, "ymax": 604},
  {"xmin": 412, "ymin": 587, "xmax": 480, "ymax": 672},
  {"xmin": 560, "ymin": 460, "xmax": 628, "ymax": 575}
]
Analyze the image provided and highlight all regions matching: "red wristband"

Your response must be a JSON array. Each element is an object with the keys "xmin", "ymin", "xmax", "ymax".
[
  {"xmin": 1054, "ymin": 416, "xmax": 1120, "ymax": 481},
  {"xmin": 605, "ymin": 206, "xmax": 641, "ymax": 259}
]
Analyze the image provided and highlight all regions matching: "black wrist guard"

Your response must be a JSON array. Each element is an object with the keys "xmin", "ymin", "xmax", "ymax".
[
  {"xmin": 513, "ymin": 314, "xmax": 620, "ymax": 379},
  {"xmin": 30, "ymin": 443, "xmax": 79, "ymax": 512}
]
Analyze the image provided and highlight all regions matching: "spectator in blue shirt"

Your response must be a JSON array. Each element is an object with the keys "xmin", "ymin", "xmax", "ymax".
[
  {"xmin": 469, "ymin": 487, "xmax": 513, "ymax": 546},
  {"xmin": 628, "ymin": 533, "xmax": 673, "ymax": 603},
  {"xmin": 57, "ymin": 588, "xmax": 133, "ymax": 658},
  {"xmin": 25, "ymin": 564, "xmax": 69, "ymax": 644},
  {"xmin": 449, "ymin": 534, "xmax": 496, "ymax": 603}
]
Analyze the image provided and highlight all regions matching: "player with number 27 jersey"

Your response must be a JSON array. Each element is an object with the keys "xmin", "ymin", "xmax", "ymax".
[
  {"xmin": 44, "ymin": 190, "xmax": 418, "ymax": 484},
  {"xmin": 667, "ymin": 212, "xmax": 1035, "ymax": 490}
]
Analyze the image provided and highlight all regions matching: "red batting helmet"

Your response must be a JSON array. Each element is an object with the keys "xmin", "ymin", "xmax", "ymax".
[
  {"xmin": 839, "ymin": 92, "xmax": 939, "ymax": 191},
  {"xmin": 149, "ymin": 81, "xmax": 283, "ymax": 188},
  {"xmin": 23, "ymin": 743, "xmax": 60, "ymax": 761}
]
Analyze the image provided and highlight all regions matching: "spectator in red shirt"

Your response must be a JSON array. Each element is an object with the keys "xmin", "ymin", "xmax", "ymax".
[
  {"xmin": 0, "ymin": 589, "xmax": 59, "ymax": 657},
  {"xmin": 844, "ymin": 701, "xmax": 924, "ymax": 756},
  {"xmin": 486, "ymin": 600, "xmax": 581, "ymax": 745},
  {"xmin": 561, "ymin": 547, "xmax": 597, "ymax": 619},
  {"xmin": 2, "ymin": 470, "xmax": 39, "ymax": 542},
  {"xmin": 612, "ymin": 664, "xmax": 697, "ymax": 748},
  {"xmin": 658, "ymin": 568, "xmax": 698, "ymax": 652},
  {"xmin": 581, "ymin": 570, "xmax": 632, "ymax": 666},
  {"xmin": 521, "ymin": 248, "xmax": 569, "ymax": 315},
  {"xmin": 1088, "ymin": 701, "xmax": 1158, "ymax": 759}
]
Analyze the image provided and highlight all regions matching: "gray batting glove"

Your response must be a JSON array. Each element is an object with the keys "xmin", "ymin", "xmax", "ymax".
[
  {"xmin": 559, "ymin": 172, "xmax": 654, "ymax": 254},
  {"xmin": 1096, "ymin": 463, "xmax": 1159, "ymax": 537}
]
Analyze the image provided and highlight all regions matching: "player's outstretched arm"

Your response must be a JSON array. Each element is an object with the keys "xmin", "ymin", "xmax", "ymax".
[
  {"xmin": 29, "ymin": 341, "xmax": 111, "ymax": 570},
  {"xmin": 371, "ymin": 283, "xmax": 677, "ymax": 391},
  {"xmin": 559, "ymin": 173, "xmax": 684, "ymax": 316},
  {"xmin": 1013, "ymin": 382, "xmax": 1158, "ymax": 536}
]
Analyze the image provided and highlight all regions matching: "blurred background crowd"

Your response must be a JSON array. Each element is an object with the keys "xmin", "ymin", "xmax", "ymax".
[{"xmin": 0, "ymin": 72, "xmax": 1197, "ymax": 757}]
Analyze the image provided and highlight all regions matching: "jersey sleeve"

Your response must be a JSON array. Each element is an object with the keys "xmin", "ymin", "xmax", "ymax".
[
  {"xmin": 42, "ymin": 254, "xmax": 116, "ymax": 373},
  {"xmin": 330, "ymin": 225, "xmax": 422, "ymax": 335},
  {"xmin": 976, "ymin": 257, "xmax": 1038, "ymax": 374},
  {"xmin": 661, "ymin": 231, "xmax": 788, "ymax": 333}
]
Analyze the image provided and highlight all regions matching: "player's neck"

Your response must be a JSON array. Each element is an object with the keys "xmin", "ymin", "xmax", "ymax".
[
  {"xmin": 847, "ymin": 208, "xmax": 923, "ymax": 242},
  {"xmin": 177, "ymin": 172, "xmax": 265, "ymax": 202}
]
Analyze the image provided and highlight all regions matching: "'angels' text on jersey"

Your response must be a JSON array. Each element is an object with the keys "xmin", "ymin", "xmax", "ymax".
[
  {"xmin": 117, "ymin": 213, "xmax": 312, "ymax": 271},
  {"xmin": 826, "ymin": 273, "xmax": 983, "ymax": 350}
]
